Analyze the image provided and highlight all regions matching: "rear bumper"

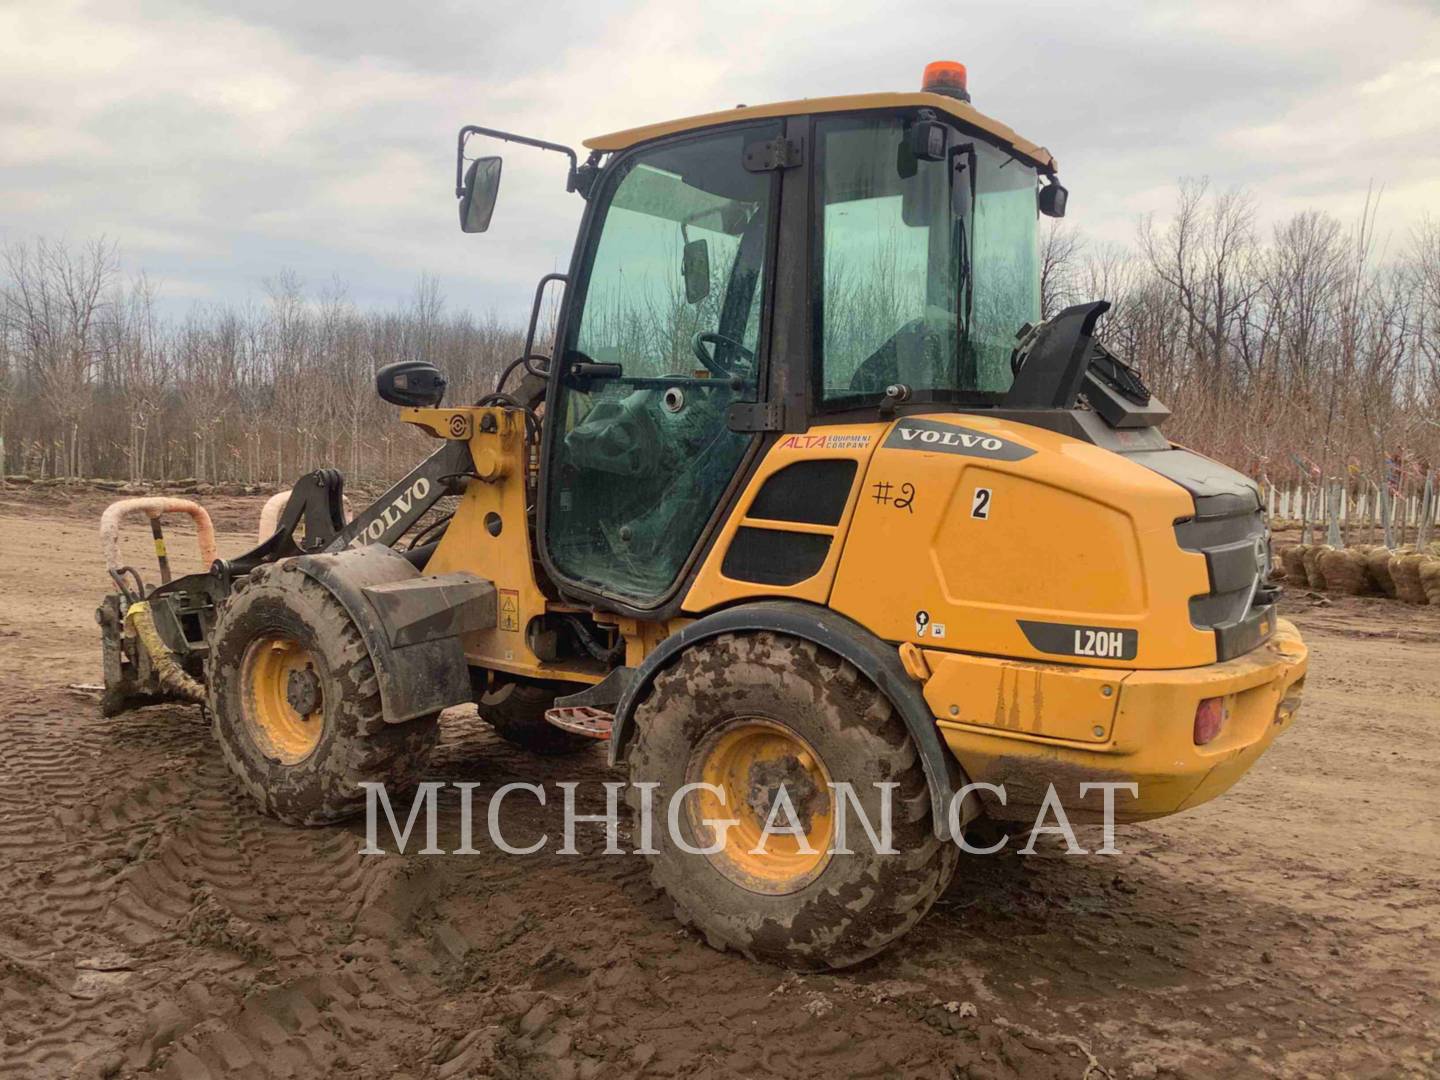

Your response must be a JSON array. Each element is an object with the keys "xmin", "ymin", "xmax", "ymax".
[{"xmin": 920, "ymin": 619, "xmax": 1308, "ymax": 823}]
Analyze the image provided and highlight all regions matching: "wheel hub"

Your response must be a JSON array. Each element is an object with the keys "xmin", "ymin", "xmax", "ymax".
[
  {"xmin": 686, "ymin": 718, "xmax": 835, "ymax": 896},
  {"xmin": 285, "ymin": 666, "xmax": 322, "ymax": 716},
  {"xmin": 745, "ymin": 755, "xmax": 823, "ymax": 834},
  {"xmin": 240, "ymin": 635, "xmax": 325, "ymax": 765}
]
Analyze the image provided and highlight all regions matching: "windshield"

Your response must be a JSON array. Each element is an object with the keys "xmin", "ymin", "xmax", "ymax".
[
  {"xmin": 570, "ymin": 128, "xmax": 771, "ymax": 382},
  {"xmin": 815, "ymin": 113, "xmax": 1040, "ymax": 405}
]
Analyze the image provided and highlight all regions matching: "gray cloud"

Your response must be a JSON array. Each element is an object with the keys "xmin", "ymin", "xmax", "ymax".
[{"xmin": 2, "ymin": 0, "xmax": 1436, "ymax": 319}]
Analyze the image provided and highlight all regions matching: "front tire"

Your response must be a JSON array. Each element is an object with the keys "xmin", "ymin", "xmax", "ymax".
[
  {"xmin": 627, "ymin": 632, "xmax": 957, "ymax": 969},
  {"xmin": 207, "ymin": 563, "xmax": 439, "ymax": 826}
]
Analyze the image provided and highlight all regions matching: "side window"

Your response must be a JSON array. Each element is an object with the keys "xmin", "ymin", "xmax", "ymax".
[
  {"xmin": 546, "ymin": 126, "xmax": 777, "ymax": 602},
  {"xmin": 816, "ymin": 115, "xmax": 961, "ymax": 402},
  {"xmin": 970, "ymin": 143, "xmax": 1040, "ymax": 390},
  {"xmin": 814, "ymin": 114, "xmax": 1041, "ymax": 402}
]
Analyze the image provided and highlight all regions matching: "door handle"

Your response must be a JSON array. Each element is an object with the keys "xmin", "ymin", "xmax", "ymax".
[{"xmin": 569, "ymin": 362, "xmax": 623, "ymax": 379}]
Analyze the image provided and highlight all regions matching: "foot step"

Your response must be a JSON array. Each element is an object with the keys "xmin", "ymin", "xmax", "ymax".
[{"xmin": 543, "ymin": 706, "xmax": 613, "ymax": 740}]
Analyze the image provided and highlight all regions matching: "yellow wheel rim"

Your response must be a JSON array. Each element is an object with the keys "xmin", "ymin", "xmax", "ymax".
[
  {"xmin": 686, "ymin": 718, "xmax": 834, "ymax": 895},
  {"xmin": 240, "ymin": 634, "xmax": 324, "ymax": 764}
]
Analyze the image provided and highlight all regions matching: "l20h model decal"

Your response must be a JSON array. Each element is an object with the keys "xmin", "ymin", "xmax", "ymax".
[
  {"xmin": 883, "ymin": 418, "xmax": 1035, "ymax": 461},
  {"xmin": 1018, "ymin": 620, "xmax": 1139, "ymax": 661}
]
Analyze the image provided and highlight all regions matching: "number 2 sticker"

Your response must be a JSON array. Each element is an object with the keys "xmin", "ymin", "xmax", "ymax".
[{"xmin": 971, "ymin": 487, "xmax": 992, "ymax": 519}]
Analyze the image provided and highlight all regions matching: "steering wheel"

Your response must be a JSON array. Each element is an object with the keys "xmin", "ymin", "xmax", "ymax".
[{"xmin": 691, "ymin": 331, "xmax": 754, "ymax": 378}]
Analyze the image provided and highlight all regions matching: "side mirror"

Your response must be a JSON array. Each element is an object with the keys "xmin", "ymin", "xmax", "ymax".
[
  {"xmin": 682, "ymin": 238, "xmax": 711, "ymax": 304},
  {"xmin": 459, "ymin": 156, "xmax": 503, "ymax": 233},
  {"xmin": 1039, "ymin": 181, "xmax": 1068, "ymax": 218},
  {"xmin": 897, "ymin": 117, "xmax": 948, "ymax": 180},
  {"xmin": 376, "ymin": 360, "xmax": 447, "ymax": 407}
]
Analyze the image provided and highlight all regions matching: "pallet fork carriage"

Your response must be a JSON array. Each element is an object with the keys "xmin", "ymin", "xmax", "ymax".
[{"xmin": 96, "ymin": 61, "xmax": 1308, "ymax": 968}]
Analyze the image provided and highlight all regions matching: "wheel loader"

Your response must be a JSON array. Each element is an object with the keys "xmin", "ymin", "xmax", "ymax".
[{"xmin": 96, "ymin": 61, "xmax": 1309, "ymax": 969}]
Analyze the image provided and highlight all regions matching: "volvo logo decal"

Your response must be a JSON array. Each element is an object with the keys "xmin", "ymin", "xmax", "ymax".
[{"xmin": 884, "ymin": 418, "xmax": 1036, "ymax": 462}]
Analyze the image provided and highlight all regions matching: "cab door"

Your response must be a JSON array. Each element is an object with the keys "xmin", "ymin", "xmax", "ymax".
[{"xmin": 540, "ymin": 123, "xmax": 781, "ymax": 606}]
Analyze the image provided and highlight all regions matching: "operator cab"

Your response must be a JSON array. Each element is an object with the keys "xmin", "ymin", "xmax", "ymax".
[{"xmin": 455, "ymin": 63, "xmax": 1086, "ymax": 614}]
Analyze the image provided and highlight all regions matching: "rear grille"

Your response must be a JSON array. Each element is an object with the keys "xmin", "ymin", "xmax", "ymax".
[{"xmin": 1174, "ymin": 490, "xmax": 1276, "ymax": 661}]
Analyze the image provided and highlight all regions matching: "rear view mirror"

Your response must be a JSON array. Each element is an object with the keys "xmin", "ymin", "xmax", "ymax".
[
  {"xmin": 682, "ymin": 238, "xmax": 711, "ymax": 304},
  {"xmin": 897, "ymin": 117, "xmax": 948, "ymax": 180},
  {"xmin": 459, "ymin": 156, "xmax": 503, "ymax": 233},
  {"xmin": 1039, "ymin": 181, "xmax": 1068, "ymax": 218},
  {"xmin": 376, "ymin": 360, "xmax": 447, "ymax": 407}
]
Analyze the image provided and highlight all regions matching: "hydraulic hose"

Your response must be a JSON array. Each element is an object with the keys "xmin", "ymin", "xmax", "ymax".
[{"xmin": 124, "ymin": 601, "xmax": 206, "ymax": 704}]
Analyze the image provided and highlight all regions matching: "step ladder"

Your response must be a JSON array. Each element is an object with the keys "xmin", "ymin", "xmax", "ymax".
[{"xmin": 544, "ymin": 706, "xmax": 614, "ymax": 740}]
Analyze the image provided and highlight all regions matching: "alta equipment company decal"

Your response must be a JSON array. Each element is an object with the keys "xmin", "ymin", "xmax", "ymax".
[
  {"xmin": 779, "ymin": 433, "xmax": 872, "ymax": 450},
  {"xmin": 884, "ymin": 418, "xmax": 1035, "ymax": 462}
]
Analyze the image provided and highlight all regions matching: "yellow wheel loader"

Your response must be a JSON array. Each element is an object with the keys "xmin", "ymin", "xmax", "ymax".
[{"xmin": 97, "ymin": 61, "xmax": 1308, "ymax": 969}]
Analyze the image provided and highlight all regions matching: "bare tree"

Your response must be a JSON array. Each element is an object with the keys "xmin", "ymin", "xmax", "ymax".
[
  {"xmin": 1139, "ymin": 179, "xmax": 1260, "ymax": 399},
  {"xmin": 1, "ymin": 238, "xmax": 118, "ymax": 476},
  {"xmin": 1039, "ymin": 219, "xmax": 1085, "ymax": 319}
]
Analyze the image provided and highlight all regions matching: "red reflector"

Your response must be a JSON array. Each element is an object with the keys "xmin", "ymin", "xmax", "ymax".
[{"xmin": 1194, "ymin": 697, "xmax": 1224, "ymax": 746}]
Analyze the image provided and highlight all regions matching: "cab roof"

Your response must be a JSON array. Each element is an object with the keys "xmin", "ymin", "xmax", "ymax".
[{"xmin": 584, "ymin": 91, "xmax": 1057, "ymax": 174}]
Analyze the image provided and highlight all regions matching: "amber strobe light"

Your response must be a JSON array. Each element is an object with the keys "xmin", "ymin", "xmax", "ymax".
[{"xmin": 922, "ymin": 60, "xmax": 970, "ymax": 102}]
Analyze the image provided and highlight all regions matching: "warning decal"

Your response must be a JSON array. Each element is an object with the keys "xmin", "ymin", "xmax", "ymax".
[{"xmin": 498, "ymin": 588, "xmax": 520, "ymax": 632}]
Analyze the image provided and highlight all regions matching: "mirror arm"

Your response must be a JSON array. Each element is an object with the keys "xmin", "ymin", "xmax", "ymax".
[{"xmin": 456, "ymin": 124, "xmax": 581, "ymax": 195}]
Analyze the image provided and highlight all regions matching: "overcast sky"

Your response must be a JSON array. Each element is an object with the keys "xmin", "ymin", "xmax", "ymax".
[{"xmin": 2, "ymin": 0, "xmax": 1437, "ymax": 318}]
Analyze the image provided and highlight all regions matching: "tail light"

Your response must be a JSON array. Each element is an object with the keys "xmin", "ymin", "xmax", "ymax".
[{"xmin": 1194, "ymin": 697, "xmax": 1225, "ymax": 746}]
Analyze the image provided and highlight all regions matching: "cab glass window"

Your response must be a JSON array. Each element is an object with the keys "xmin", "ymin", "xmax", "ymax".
[{"xmin": 814, "ymin": 114, "xmax": 1039, "ymax": 404}]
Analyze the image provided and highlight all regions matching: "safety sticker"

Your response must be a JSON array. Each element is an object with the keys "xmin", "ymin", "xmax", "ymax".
[
  {"xmin": 498, "ymin": 588, "xmax": 520, "ymax": 632},
  {"xmin": 914, "ymin": 610, "xmax": 930, "ymax": 637}
]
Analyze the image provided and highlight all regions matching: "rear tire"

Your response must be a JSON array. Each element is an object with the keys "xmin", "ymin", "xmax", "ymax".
[
  {"xmin": 627, "ymin": 632, "xmax": 957, "ymax": 969},
  {"xmin": 471, "ymin": 674, "xmax": 595, "ymax": 756},
  {"xmin": 207, "ymin": 563, "xmax": 439, "ymax": 826}
]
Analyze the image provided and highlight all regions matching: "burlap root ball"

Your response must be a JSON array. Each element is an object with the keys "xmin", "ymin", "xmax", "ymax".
[
  {"xmin": 1390, "ymin": 553, "xmax": 1430, "ymax": 605},
  {"xmin": 1419, "ymin": 558, "xmax": 1440, "ymax": 607},
  {"xmin": 1365, "ymin": 548, "xmax": 1399, "ymax": 597},
  {"xmin": 1280, "ymin": 545, "xmax": 1309, "ymax": 586},
  {"xmin": 1317, "ymin": 548, "xmax": 1370, "ymax": 595},
  {"xmin": 1301, "ymin": 544, "xmax": 1332, "ymax": 590}
]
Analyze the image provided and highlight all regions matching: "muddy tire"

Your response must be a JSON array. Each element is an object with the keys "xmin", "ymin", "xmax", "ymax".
[
  {"xmin": 472, "ymin": 675, "xmax": 594, "ymax": 756},
  {"xmin": 627, "ymin": 632, "xmax": 957, "ymax": 970},
  {"xmin": 207, "ymin": 562, "xmax": 439, "ymax": 826}
]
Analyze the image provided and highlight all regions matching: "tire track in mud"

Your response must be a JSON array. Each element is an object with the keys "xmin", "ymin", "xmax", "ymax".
[
  {"xmin": 97, "ymin": 745, "xmax": 437, "ymax": 1077},
  {"xmin": 0, "ymin": 688, "xmax": 450, "ymax": 1078},
  {"xmin": 0, "ymin": 699, "xmax": 211, "ymax": 1077},
  {"xmin": 4, "ymin": 511, "xmax": 1440, "ymax": 1080}
]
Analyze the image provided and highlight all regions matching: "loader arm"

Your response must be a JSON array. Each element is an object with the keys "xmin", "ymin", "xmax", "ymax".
[{"xmin": 96, "ymin": 437, "xmax": 477, "ymax": 716}]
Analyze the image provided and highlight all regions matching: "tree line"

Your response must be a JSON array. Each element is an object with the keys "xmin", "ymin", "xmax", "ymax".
[
  {"xmin": 1042, "ymin": 180, "xmax": 1437, "ymax": 511},
  {"xmin": 1, "ymin": 179, "xmax": 1437, "ymax": 505},
  {"xmin": 0, "ymin": 246, "xmax": 524, "ymax": 487}
]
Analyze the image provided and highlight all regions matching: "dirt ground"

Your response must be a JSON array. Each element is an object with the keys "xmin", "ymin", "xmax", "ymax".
[{"xmin": 0, "ymin": 486, "xmax": 1436, "ymax": 1080}]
